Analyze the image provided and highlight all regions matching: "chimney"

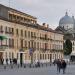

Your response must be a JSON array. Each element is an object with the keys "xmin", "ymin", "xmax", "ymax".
[
  {"xmin": 42, "ymin": 23, "xmax": 46, "ymax": 27},
  {"xmin": 47, "ymin": 24, "xmax": 49, "ymax": 28}
]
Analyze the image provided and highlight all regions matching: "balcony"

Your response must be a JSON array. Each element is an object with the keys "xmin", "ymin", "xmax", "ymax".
[
  {"xmin": 40, "ymin": 48, "xmax": 49, "ymax": 52},
  {"xmin": 51, "ymin": 49, "xmax": 63, "ymax": 52},
  {"xmin": 40, "ymin": 36, "xmax": 50, "ymax": 41}
]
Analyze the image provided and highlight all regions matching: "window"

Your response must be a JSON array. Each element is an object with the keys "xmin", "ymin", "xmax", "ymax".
[
  {"xmin": 9, "ymin": 14, "xmax": 12, "ymax": 20},
  {"xmin": 31, "ymin": 32, "xmax": 33, "ymax": 38},
  {"xmin": 31, "ymin": 41, "xmax": 34, "ymax": 48},
  {"xmin": 25, "ymin": 30, "xmax": 27, "ymax": 37},
  {"xmin": 43, "ymin": 54, "xmax": 44, "ymax": 59},
  {"xmin": 48, "ymin": 54, "xmax": 49, "ymax": 59},
  {"xmin": 17, "ymin": 39, "xmax": 18, "ymax": 48},
  {"xmin": 28, "ymin": 41, "xmax": 30, "ymax": 48},
  {"xmin": 5, "ymin": 27, "xmax": 14, "ymax": 34},
  {"xmin": 9, "ymin": 28, "xmax": 14, "ymax": 34},
  {"xmin": 45, "ymin": 54, "xmax": 46, "ymax": 59},
  {"xmin": 28, "ymin": 31, "xmax": 30, "ymax": 38},
  {"xmin": 25, "ymin": 41, "xmax": 27, "ymax": 48},
  {"xmin": 21, "ymin": 30, "xmax": 23, "ymax": 36},
  {"xmin": 16, "ymin": 29, "xmax": 19, "ymax": 35},
  {"xmin": 9, "ymin": 39, "xmax": 11, "ymax": 47},
  {"xmin": 21, "ymin": 39, "xmax": 23, "ymax": 48},
  {"xmin": 9, "ymin": 38, "xmax": 14, "ymax": 48},
  {"xmin": 37, "ymin": 42, "xmax": 39, "ymax": 50},
  {"xmin": 34, "ymin": 42, "xmax": 36, "ymax": 49},
  {"xmin": 40, "ymin": 54, "xmax": 42, "ymax": 59},
  {"xmin": 0, "ymin": 26, "xmax": 3, "ymax": 33},
  {"xmin": 17, "ymin": 16, "xmax": 20, "ymax": 22},
  {"xmin": 12, "ymin": 28, "xmax": 14, "ymax": 34},
  {"xmin": 5, "ymin": 26, "xmax": 8, "ymax": 33},
  {"xmin": 12, "ymin": 39, "xmax": 14, "ymax": 48},
  {"xmin": 13, "ymin": 15, "xmax": 16, "ymax": 21},
  {"xmin": 34, "ymin": 32, "xmax": 36, "ymax": 38}
]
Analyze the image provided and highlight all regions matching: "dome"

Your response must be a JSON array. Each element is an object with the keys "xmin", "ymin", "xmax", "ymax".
[{"xmin": 59, "ymin": 12, "xmax": 74, "ymax": 25}]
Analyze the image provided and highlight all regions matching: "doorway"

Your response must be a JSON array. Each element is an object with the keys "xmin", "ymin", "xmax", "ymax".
[
  {"xmin": 20, "ymin": 53, "xmax": 23, "ymax": 66},
  {"xmin": 0, "ymin": 52, "xmax": 3, "ymax": 64}
]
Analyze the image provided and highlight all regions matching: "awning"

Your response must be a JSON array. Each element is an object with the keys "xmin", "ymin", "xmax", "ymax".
[{"xmin": 0, "ymin": 35, "xmax": 7, "ymax": 40}]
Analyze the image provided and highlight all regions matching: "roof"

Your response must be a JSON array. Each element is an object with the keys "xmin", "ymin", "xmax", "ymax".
[
  {"xmin": 55, "ymin": 26, "xmax": 66, "ymax": 34},
  {"xmin": 0, "ymin": 4, "xmax": 37, "ymax": 19},
  {"xmin": 59, "ymin": 12, "xmax": 74, "ymax": 25}
]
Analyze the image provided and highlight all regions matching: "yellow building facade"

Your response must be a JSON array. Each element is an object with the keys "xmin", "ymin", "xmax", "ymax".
[{"xmin": 0, "ymin": 4, "xmax": 63, "ymax": 64}]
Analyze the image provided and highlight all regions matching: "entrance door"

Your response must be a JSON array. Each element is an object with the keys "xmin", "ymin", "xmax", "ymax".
[
  {"xmin": 20, "ymin": 53, "xmax": 23, "ymax": 66},
  {"xmin": 0, "ymin": 52, "xmax": 3, "ymax": 64}
]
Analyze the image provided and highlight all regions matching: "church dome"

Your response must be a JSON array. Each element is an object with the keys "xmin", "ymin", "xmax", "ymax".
[{"xmin": 59, "ymin": 12, "xmax": 74, "ymax": 25}]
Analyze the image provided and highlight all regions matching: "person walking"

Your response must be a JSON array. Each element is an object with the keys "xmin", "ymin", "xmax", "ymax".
[
  {"xmin": 61, "ymin": 60, "xmax": 67, "ymax": 74},
  {"xmin": 56, "ymin": 59, "xmax": 62, "ymax": 73}
]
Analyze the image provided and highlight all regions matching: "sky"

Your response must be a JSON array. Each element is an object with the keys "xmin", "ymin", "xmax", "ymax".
[{"xmin": 0, "ymin": 0, "xmax": 75, "ymax": 29}]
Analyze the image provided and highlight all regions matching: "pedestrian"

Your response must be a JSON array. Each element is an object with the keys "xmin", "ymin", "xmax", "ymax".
[
  {"xmin": 37, "ymin": 61, "xmax": 40, "ymax": 67},
  {"xmin": 1, "ymin": 58, "xmax": 4, "ymax": 65},
  {"xmin": 61, "ymin": 60, "xmax": 67, "ymax": 74},
  {"xmin": 56, "ymin": 59, "xmax": 62, "ymax": 73},
  {"xmin": 10, "ymin": 58, "xmax": 12, "ymax": 64},
  {"xmin": 6, "ymin": 58, "xmax": 8, "ymax": 65}
]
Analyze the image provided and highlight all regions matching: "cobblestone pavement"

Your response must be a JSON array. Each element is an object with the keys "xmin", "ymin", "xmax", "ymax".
[{"xmin": 0, "ymin": 64, "xmax": 75, "ymax": 75}]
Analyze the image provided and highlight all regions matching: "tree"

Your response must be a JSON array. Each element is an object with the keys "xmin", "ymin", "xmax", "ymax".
[{"xmin": 64, "ymin": 39, "xmax": 72, "ymax": 55}]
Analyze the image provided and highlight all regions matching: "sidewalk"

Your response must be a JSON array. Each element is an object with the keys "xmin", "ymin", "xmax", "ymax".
[{"xmin": 0, "ymin": 64, "xmax": 75, "ymax": 75}]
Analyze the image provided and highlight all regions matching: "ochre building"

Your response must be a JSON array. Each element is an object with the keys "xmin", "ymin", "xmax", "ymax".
[{"xmin": 0, "ymin": 4, "xmax": 63, "ymax": 64}]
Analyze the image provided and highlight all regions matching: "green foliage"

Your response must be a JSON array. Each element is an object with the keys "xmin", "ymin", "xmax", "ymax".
[
  {"xmin": 0, "ymin": 36, "xmax": 7, "ymax": 40},
  {"xmin": 64, "ymin": 39, "xmax": 72, "ymax": 55}
]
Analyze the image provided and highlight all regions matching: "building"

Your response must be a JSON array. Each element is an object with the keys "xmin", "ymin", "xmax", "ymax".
[
  {"xmin": 56, "ymin": 12, "xmax": 75, "ymax": 61},
  {"xmin": 0, "ymin": 4, "xmax": 63, "ymax": 64}
]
